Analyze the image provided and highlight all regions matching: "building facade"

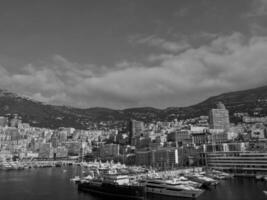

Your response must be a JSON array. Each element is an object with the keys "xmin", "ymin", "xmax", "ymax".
[
  {"xmin": 209, "ymin": 102, "xmax": 230, "ymax": 130},
  {"xmin": 205, "ymin": 151, "xmax": 267, "ymax": 176}
]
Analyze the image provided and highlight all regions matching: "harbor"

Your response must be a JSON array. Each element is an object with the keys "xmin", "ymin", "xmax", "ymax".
[
  {"xmin": 1, "ymin": 167, "xmax": 267, "ymax": 200},
  {"xmin": 0, "ymin": 159, "xmax": 235, "ymax": 199},
  {"xmin": 69, "ymin": 161, "xmax": 232, "ymax": 199}
]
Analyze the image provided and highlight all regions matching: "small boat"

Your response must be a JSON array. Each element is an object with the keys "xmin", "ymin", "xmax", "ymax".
[
  {"xmin": 256, "ymin": 175, "xmax": 263, "ymax": 180},
  {"xmin": 70, "ymin": 176, "xmax": 81, "ymax": 183},
  {"xmin": 55, "ymin": 162, "xmax": 62, "ymax": 167},
  {"xmin": 83, "ymin": 175, "xmax": 93, "ymax": 181},
  {"xmin": 263, "ymin": 190, "xmax": 267, "ymax": 196}
]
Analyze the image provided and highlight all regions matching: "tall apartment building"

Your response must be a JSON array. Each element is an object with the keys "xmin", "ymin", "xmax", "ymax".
[
  {"xmin": 209, "ymin": 102, "xmax": 230, "ymax": 130},
  {"xmin": 129, "ymin": 120, "xmax": 144, "ymax": 145}
]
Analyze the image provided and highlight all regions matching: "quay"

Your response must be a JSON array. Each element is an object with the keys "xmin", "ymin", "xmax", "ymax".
[{"xmin": 0, "ymin": 159, "xmax": 78, "ymax": 170}]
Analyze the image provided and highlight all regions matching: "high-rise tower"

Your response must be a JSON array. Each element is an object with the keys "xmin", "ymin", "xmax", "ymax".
[{"xmin": 209, "ymin": 102, "xmax": 230, "ymax": 130}]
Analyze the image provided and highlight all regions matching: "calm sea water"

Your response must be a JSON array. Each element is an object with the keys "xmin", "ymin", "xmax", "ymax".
[{"xmin": 0, "ymin": 167, "xmax": 266, "ymax": 200}]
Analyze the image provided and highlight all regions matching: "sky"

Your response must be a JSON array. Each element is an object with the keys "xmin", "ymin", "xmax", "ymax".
[{"xmin": 0, "ymin": 0, "xmax": 267, "ymax": 109}]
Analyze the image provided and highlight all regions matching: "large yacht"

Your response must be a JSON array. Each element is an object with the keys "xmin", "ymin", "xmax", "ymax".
[
  {"xmin": 145, "ymin": 179, "xmax": 204, "ymax": 198},
  {"xmin": 78, "ymin": 174, "xmax": 144, "ymax": 199}
]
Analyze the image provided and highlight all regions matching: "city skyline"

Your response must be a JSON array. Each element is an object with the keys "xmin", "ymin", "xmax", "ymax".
[{"xmin": 0, "ymin": 0, "xmax": 267, "ymax": 109}]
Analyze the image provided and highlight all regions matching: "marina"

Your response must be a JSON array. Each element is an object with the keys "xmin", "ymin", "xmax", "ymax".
[
  {"xmin": 3, "ymin": 158, "xmax": 267, "ymax": 199},
  {"xmin": 70, "ymin": 161, "xmax": 231, "ymax": 199},
  {"xmin": 1, "ymin": 167, "xmax": 267, "ymax": 200}
]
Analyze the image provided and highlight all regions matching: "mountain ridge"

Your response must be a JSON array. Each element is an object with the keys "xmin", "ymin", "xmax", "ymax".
[{"xmin": 1, "ymin": 85, "xmax": 267, "ymax": 129}]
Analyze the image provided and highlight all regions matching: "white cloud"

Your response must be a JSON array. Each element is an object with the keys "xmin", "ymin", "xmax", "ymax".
[{"xmin": 1, "ymin": 32, "xmax": 267, "ymax": 108}]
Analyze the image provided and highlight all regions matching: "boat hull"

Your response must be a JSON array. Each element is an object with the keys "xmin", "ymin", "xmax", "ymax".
[
  {"xmin": 78, "ymin": 182, "xmax": 144, "ymax": 200},
  {"xmin": 145, "ymin": 187, "xmax": 203, "ymax": 198}
]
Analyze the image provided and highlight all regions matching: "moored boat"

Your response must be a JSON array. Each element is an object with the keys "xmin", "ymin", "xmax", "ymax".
[
  {"xmin": 186, "ymin": 174, "xmax": 217, "ymax": 187},
  {"xmin": 78, "ymin": 174, "xmax": 144, "ymax": 199},
  {"xmin": 70, "ymin": 176, "xmax": 81, "ymax": 183},
  {"xmin": 256, "ymin": 175, "xmax": 263, "ymax": 180},
  {"xmin": 145, "ymin": 179, "xmax": 204, "ymax": 198}
]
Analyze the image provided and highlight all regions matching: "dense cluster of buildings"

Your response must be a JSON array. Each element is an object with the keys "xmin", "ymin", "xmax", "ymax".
[
  {"xmin": 0, "ymin": 115, "xmax": 118, "ymax": 161},
  {"xmin": 1, "ymin": 102, "xmax": 267, "ymax": 174}
]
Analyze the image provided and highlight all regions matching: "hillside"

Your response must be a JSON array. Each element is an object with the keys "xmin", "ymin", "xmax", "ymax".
[
  {"xmin": 188, "ymin": 85, "xmax": 267, "ymax": 116},
  {"xmin": 0, "ymin": 86, "xmax": 267, "ymax": 129}
]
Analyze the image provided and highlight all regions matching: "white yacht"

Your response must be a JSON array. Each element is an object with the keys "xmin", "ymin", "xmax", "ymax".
[
  {"xmin": 70, "ymin": 176, "xmax": 81, "ymax": 183},
  {"xmin": 145, "ymin": 179, "xmax": 204, "ymax": 198}
]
